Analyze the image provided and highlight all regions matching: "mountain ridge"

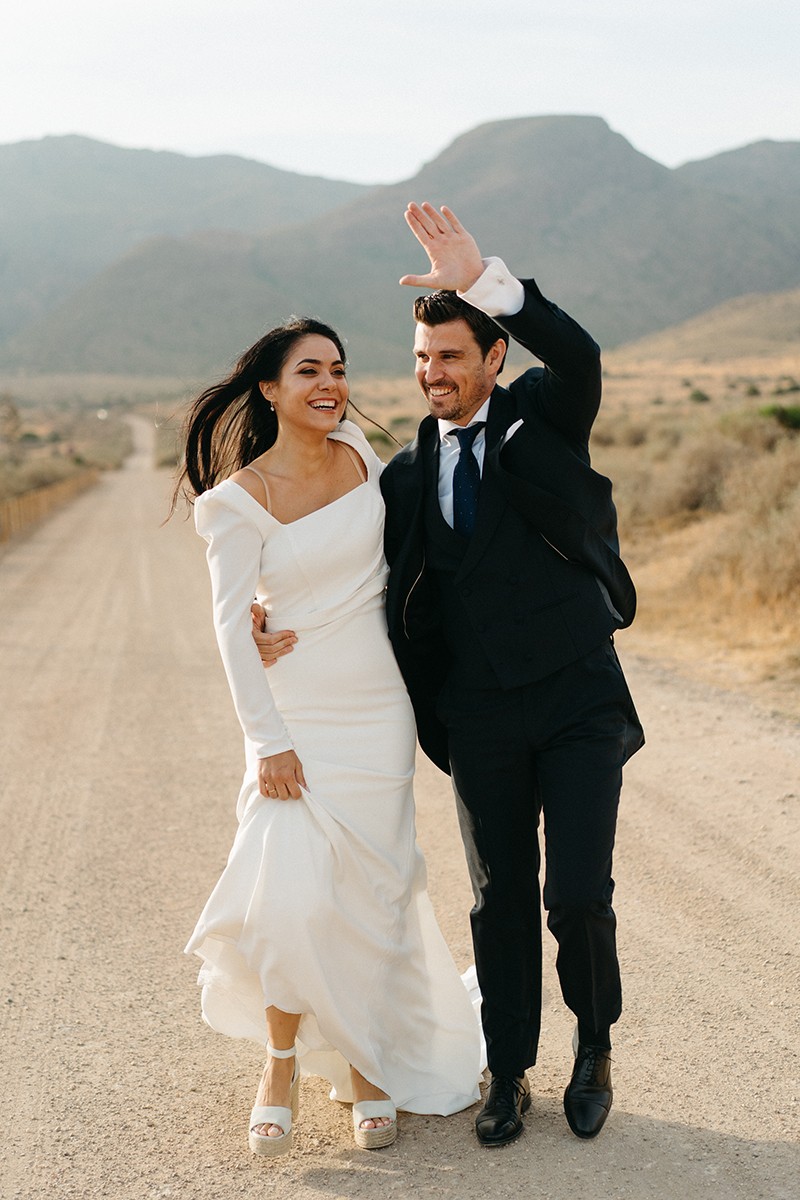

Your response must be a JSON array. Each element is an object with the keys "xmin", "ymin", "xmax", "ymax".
[
  {"xmin": 0, "ymin": 134, "xmax": 370, "ymax": 343},
  {"xmin": 1, "ymin": 118, "xmax": 798, "ymax": 375}
]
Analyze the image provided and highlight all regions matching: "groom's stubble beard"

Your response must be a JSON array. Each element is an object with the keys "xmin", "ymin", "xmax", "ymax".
[{"xmin": 418, "ymin": 362, "xmax": 493, "ymax": 426}]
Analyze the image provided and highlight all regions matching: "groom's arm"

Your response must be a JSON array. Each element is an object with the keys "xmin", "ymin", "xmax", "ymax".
[
  {"xmin": 401, "ymin": 202, "xmax": 601, "ymax": 443},
  {"xmin": 462, "ymin": 261, "xmax": 602, "ymax": 444}
]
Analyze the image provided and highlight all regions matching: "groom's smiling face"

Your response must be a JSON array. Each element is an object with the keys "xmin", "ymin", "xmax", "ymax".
[{"xmin": 413, "ymin": 319, "xmax": 505, "ymax": 427}]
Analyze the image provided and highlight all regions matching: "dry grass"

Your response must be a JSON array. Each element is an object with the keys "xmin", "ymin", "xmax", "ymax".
[
  {"xmin": 0, "ymin": 400, "xmax": 134, "ymax": 500},
  {"xmin": 590, "ymin": 360, "xmax": 800, "ymax": 709}
]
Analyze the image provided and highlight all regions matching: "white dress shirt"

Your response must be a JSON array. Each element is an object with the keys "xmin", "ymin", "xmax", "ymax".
[{"xmin": 437, "ymin": 258, "xmax": 525, "ymax": 527}]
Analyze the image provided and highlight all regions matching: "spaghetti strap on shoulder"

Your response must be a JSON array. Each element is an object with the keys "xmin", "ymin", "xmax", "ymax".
[
  {"xmin": 239, "ymin": 464, "xmax": 272, "ymax": 513},
  {"xmin": 338, "ymin": 440, "xmax": 367, "ymax": 484}
]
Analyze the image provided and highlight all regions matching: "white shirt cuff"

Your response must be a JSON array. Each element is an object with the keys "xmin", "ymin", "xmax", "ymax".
[{"xmin": 457, "ymin": 256, "xmax": 525, "ymax": 318}]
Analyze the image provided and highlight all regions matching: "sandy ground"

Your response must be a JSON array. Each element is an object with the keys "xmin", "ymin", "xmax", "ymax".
[{"xmin": 0, "ymin": 417, "xmax": 798, "ymax": 1200}]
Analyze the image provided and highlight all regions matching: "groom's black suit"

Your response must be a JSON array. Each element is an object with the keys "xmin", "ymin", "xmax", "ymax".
[{"xmin": 380, "ymin": 275, "xmax": 644, "ymax": 1075}]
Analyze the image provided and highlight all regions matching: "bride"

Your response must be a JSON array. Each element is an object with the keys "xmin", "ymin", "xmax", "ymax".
[{"xmin": 175, "ymin": 316, "xmax": 481, "ymax": 1156}]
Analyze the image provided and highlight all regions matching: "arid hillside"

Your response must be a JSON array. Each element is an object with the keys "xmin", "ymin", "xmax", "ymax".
[{"xmin": 610, "ymin": 290, "xmax": 800, "ymax": 363}]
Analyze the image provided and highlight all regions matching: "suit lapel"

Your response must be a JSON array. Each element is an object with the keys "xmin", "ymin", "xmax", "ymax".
[
  {"xmin": 387, "ymin": 418, "xmax": 435, "ymax": 519},
  {"xmin": 422, "ymin": 416, "xmax": 440, "ymax": 494}
]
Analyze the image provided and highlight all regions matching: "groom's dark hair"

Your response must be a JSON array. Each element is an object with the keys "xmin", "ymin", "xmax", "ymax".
[{"xmin": 413, "ymin": 291, "xmax": 509, "ymax": 373}]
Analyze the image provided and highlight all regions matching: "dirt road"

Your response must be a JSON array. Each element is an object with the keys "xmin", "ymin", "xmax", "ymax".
[{"xmin": 1, "ymin": 418, "xmax": 797, "ymax": 1199}]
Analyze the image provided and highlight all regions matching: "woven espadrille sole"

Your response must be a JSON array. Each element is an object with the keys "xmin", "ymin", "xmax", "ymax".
[{"xmin": 352, "ymin": 1100, "xmax": 397, "ymax": 1150}]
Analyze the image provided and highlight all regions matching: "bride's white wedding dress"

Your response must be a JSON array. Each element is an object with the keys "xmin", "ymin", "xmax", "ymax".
[{"xmin": 185, "ymin": 421, "xmax": 482, "ymax": 1114}]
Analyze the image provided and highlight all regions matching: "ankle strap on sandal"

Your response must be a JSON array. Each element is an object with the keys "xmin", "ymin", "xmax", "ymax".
[{"xmin": 267, "ymin": 1042, "xmax": 296, "ymax": 1059}]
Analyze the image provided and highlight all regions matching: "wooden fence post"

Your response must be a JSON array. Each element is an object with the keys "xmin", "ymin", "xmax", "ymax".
[{"xmin": 0, "ymin": 470, "xmax": 99, "ymax": 544}]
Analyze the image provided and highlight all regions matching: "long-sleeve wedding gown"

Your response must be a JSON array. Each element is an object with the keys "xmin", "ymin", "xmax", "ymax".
[{"xmin": 185, "ymin": 421, "xmax": 482, "ymax": 1114}]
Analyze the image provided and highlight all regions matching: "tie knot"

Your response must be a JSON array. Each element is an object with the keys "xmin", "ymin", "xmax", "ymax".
[{"xmin": 454, "ymin": 422, "xmax": 485, "ymax": 452}]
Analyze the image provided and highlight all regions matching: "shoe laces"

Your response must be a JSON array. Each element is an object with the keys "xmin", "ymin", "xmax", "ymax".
[
  {"xmin": 576, "ymin": 1044, "xmax": 609, "ymax": 1085},
  {"xmin": 488, "ymin": 1075, "xmax": 527, "ymax": 1104}
]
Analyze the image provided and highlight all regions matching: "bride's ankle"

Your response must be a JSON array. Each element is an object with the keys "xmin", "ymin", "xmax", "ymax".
[{"xmin": 350, "ymin": 1066, "xmax": 388, "ymax": 1101}]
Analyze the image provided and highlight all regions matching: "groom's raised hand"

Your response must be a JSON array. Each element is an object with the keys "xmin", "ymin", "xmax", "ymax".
[{"xmin": 399, "ymin": 203, "xmax": 484, "ymax": 294}]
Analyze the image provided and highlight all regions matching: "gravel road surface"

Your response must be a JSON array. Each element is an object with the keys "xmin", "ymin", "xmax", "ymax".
[{"xmin": 1, "ymin": 418, "xmax": 797, "ymax": 1199}]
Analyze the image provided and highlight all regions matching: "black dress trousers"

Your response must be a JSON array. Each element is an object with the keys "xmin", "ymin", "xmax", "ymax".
[{"xmin": 440, "ymin": 638, "xmax": 635, "ymax": 1076}]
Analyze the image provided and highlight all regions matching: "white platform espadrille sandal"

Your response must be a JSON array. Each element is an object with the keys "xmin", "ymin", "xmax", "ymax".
[
  {"xmin": 352, "ymin": 1099, "xmax": 397, "ymax": 1150},
  {"xmin": 248, "ymin": 1043, "xmax": 300, "ymax": 1157}
]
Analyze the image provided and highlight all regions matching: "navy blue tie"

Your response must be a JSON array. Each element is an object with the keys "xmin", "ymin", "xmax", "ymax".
[{"xmin": 452, "ymin": 423, "xmax": 485, "ymax": 537}]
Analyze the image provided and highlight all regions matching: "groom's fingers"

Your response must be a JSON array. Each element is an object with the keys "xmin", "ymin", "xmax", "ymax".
[
  {"xmin": 440, "ymin": 205, "xmax": 464, "ymax": 233},
  {"xmin": 404, "ymin": 206, "xmax": 434, "ymax": 247},
  {"xmin": 401, "ymin": 203, "xmax": 447, "ymax": 286},
  {"xmin": 399, "ymin": 272, "xmax": 437, "ymax": 287},
  {"xmin": 405, "ymin": 202, "xmax": 436, "ymax": 238},
  {"xmin": 253, "ymin": 627, "xmax": 297, "ymax": 666},
  {"xmin": 408, "ymin": 202, "xmax": 453, "ymax": 239},
  {"xmin": 418, "ymin": 201, "xmax": 451, "ymax": 234},
  {"xmin": 400, "ymin": 207, "xmax": 435, "ymax": 285}
]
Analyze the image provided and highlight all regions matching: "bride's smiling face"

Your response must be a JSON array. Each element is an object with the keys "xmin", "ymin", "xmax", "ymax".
[{"xmin": 260, "ymin": 335, "xmax": 348, "ymax": 432}]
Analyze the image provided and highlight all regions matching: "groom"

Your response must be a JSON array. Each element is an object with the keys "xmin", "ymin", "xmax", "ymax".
[
  {"xmin": 381, "ymin": 202, "xmax": 644, "ymax": 1148},
  {"xmin": 257, "ymin": 203, "xmax": 643, "ymax": 1145}
]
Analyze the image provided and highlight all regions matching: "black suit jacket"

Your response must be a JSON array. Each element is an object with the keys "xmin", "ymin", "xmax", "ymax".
[{"xmin": 380, "ymin": 276, "xmax": 637, "ymax": 771}]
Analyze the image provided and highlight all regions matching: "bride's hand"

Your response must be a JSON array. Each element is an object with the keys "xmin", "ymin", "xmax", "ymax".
[{"xmin": 259, "ymin": 750, "xmax": 307, "ymax": 800}]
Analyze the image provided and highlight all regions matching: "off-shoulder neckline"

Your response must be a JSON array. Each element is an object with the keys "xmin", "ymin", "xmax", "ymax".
[
  {"xmin": 228, "ymin": 477, "xmax": 368, "ymax": 527},
  {"xmin": 207, "ymin": 425, "xmax": 376, "ymax": 528}
]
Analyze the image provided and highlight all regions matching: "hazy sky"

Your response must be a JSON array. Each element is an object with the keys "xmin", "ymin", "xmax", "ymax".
[{"xmin": 1, "ymin": 0, "xmax": 797, "ymax": 183}]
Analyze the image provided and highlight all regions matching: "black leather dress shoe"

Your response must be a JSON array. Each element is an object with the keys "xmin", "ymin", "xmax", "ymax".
[
  {"xmin": 475, "ymin": 1074, "xmax": 531, "ymax": 1147},
  {"xmin": 563, "ymin": 1043, "xmax": 613, "ymax": 1139}
]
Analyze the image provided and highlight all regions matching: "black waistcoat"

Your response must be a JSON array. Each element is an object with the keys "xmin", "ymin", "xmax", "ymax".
[
  {"xmin": 424, "ymin": 484, "xmax": 500, "ymax": 688},
  {"xmin": 424, "ymin": 458, "xmax": 618, "ymax": 690}
]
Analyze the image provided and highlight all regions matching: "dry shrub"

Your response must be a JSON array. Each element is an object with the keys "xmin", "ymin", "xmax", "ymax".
[
  {"xmin": 617, "ymin": 421, "xmax": 648, "ymax": 447},
  {"xmin": 0, "ymin": 408, "xmax": 134, "ymax": 498},
  {"xmin": 606, "ymin": 464, "xmax": 652, "ymax": 528},
  {"xmin": 64, "ymin": 411, "xmax": 134, "ymax": 469},
  {"xmin": 631, "ymin": 431, "xmax": 747, "ymax": 522},
  {"xmin": 721, "ymin": 439, "xmax": 800, "ymax": 519},
  {"xmin": 592, "ymin": 412, "xmax": 649, "ymax": 447},
  {"xmin": 0, "ymin": 456, "xmax": 81, "ymax": 501},
  {"xmin": 647, "ymin": 422, "xmax": 684, "ymax": 461},
  {"xmin": 690, "ymin": 439, "xmax": 800, "ymax": 604},
  {"xmin": 718, "ymin": 409, "xmax": 785, "ymax": 452},
  {"xmin": 700, "ymin": 489, "xmax": 800, "ymax": 603}
]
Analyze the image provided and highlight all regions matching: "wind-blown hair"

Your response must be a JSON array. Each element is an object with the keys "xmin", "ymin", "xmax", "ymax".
[
  {"xmin": 171, "ymin": 317, "xmax": 346, "ymax": 510},
  {"xmin": 413, "ymin": 291, "xmax": 509, "ymax": 372}
]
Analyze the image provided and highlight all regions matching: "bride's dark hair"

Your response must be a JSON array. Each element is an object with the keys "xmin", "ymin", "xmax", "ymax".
[{"xmin": 171, "ymin": 317, "xmax": 346, "ymax": 510}]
